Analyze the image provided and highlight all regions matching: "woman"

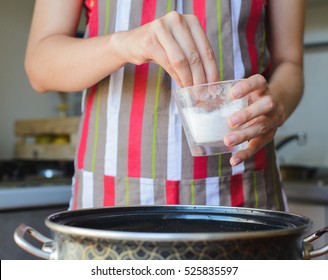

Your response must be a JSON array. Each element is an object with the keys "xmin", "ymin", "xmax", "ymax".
[{"xmin": 25, "ymin": 0, "xmax": 305, "ymax": 210}]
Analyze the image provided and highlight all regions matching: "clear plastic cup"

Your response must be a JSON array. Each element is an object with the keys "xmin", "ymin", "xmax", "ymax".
[{"xmin": 172, "ymin": 79, "xmax": 248, "ymax": 156}]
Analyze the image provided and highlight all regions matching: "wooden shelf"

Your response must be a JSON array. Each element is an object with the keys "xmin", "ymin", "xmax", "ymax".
[{"xmin": 14, "ymin": 117, "xmax": 80, "ymax": 160}]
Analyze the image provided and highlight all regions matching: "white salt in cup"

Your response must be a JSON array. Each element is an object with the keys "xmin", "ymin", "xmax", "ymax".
[{"xmin": 172, "ymin": 79, "xmax": 248, "ymax": 156}]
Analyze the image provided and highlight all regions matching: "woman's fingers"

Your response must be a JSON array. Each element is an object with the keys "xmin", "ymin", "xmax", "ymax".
[
  {"xmin": 119, "ymin": 12, "xmax": 218, "ymax": 87},
  {"xmin": 225, "ymin": 115, "xmax": 274, "ymax": 147},
  {"xmin": 149, "ymin": 12, "xmax": 218, "ymax": 87},
  {"xmin": 146, "ymin": 36, "xmax": 183, "ymax": 86},
  {"xmin": 230, "ymin": 74, "xmax": 268, "ymax": 99},
  {"xmin": 168, "ymin": 13, "xmax": 207, "ymax": 85},
  {"xmin": 223, "ymin": 74, "xmax": 283, "ymax": 165},
  {"xmin": 227, "ymin": 94, "xmax": 275, "ymax": 128},
  {"xmin": 152, "ymin": 15, "xmax": 196, "ymax": 87},
  {"xmin": 184, "ymin": 15, "xmax": 219, "ymax": 84},
  {"xmin": 229, "ymin": 130, "xmax": 276, "ymax": 166},
  {"xmin": 224, "ymin": 116, "xmax": 277, "ymax": 166},
  {"xmin": 116, "ymin": 12, "xmax": 218, "ymax": 86}
]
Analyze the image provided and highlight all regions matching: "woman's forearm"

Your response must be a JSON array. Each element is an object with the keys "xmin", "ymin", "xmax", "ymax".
[
  {"xmin": 25, "ymin": 34, "xmax": 125, "ymax": 93},
  {"xmin": 268, "ymin": 61, "xmax": 304, "ymax": 126},
  {"xmin": 266, "ymin": 0, "xmax": 305, "ymax": 126}
]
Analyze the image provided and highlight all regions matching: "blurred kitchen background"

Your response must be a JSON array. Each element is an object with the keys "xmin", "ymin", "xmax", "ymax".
[{"xmin": 0, "ymin": 0, "xmax": 327, "ymax": 259}]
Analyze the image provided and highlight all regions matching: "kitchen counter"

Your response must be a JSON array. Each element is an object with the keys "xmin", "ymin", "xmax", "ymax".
[
  {"xmin": 0, "ymin": 184, "xmax": 71, "ymax": 210},
  {"xmin": 0, "ymin": 177, "xmax": 72, "ymax": 210},
  {"xmin": 284, "ymin": 181, "xmax": 328, "ymax": 205}
]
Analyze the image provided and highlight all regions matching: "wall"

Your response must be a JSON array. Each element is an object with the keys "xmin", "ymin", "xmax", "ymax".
[
  {"xmin": 0, "ymin": 0, "xmax": 83, "ymax": 160},
  {"xmin": 275, "ymin": 1, "xmax": 328, "ymax": 167},
  {"xmin": 1, "ymin": 1, "xmax": 54, "ymax": 159}
]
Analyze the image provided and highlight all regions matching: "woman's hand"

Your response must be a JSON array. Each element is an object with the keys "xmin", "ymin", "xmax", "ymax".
[
  {"xmin": 223, "ymin": 0, "xmax": 305, "ymax": 167},
  {"xmin": 111, "ymin": 11, "xmax": 219, "ymax": 87},
  {"xmin": 223, "ymin": 74, "xmax": 284, "ymax": 166}
]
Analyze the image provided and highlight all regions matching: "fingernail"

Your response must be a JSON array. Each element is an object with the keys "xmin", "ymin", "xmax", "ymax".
[
  {"xmin": 231, "ymin": 85, "xmax": 241, "ymax": 98},
  {"xmin": 225, "ymin": 134, "xmax": 237, "ymax": 146},
  {"xmin": 230, "ymin": 157, "xmax": 241, "ymax": 166},
  {"xmin": 229, "ymin": 115, "xmax": 240, "ymax": 127}
]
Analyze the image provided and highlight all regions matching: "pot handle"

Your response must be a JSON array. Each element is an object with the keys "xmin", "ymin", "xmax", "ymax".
[
  {"xmin": 14, "ymin": 223, "xmax": 55, "ymax": 260},
  {"xmin": 303, "ymin": 226, "xmax": 328, "ymax": 259}
]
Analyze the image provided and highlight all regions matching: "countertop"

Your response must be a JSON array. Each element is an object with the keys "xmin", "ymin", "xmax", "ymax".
[
  {"xmin": 284, "ymin": 181, "xmax": 328, "ymax": 205},
  {"xmin": 0, "ymin": 179, "xmax": 71, "ymax": 210}
]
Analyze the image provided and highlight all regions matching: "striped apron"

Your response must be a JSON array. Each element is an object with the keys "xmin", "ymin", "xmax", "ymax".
[{"xmin": 70, "ymin": 0, "xmax": 287, "ymax": 211}]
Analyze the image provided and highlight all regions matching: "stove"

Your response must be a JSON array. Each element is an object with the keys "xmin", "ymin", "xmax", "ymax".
[{"xmin": 0, "ymin": 160, "xmax": 73, "ymax": 210}]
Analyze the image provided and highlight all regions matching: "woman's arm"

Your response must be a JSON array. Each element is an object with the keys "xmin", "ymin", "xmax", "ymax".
[
  {"xmin": 266, "ymin": 0, "xmax": 306, "ymax": 122},
  {"xmin": 25, "ymin": 0, "xmax": 119, "ymax": 92},
  {"xmin": 224, "ymin": 0, "xmax": 306, "ymax": 166},
  {"xmin": 25, "ymin": 0, "xmax": 218, "ymax": 93}
]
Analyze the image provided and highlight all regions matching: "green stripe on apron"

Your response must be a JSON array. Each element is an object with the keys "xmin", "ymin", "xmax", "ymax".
[
  {"xmin": 152, "ymin": 0, "xmax": 174, "ymax": 179},
  {"xmin": 91, "ymin": 86, "xmax": 102, "ymax": 172}
]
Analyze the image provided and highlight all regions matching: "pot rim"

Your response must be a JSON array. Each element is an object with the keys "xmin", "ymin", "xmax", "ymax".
[{"xmin": 45, "ymin": 205, "xmax": 312, "ymax": 242}]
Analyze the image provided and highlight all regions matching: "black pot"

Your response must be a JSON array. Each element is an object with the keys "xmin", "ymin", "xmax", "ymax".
[{"xmin": 14, "ymin": 205, "xmax": 328, "ymax": 260}]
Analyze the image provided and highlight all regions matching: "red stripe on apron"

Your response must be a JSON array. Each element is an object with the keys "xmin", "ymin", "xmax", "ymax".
[
  {"xmin": 193, "ymin": 157, "xmax": 208, "ymax": 179},
  {"xmin": 166, "ymin": 180, "xmax": 180, "ymax": 204},
  {"xmin": 128, "ymin": 0, "xmax": 156, "ymax": 177},
  {"xmin": 77, "ymin": 86, "xmax": 97, "ymax": 169},
  {"xmin": 193, "ymin": 0, "xmax": 206, "ymax": 31},
  {"xmin": 230, "ymin": 174, "xmax": 244, "ymax": 206},
  {"xmin": 254, "ymin": 147, "xmax": 266, "ymax": 170},
  {"xmin": 245, "ymin": 0, "xmax": 267, "ymax": 184},
  {"xmin": 104, "ymin": 175, "xmax": 115, "ymax": 206},
  {"xmin": 192, "ymin": 0, "xmax": 208, "ymax": 180},
  {"xmin": 246, "ymin": 0, "xmax": 263, "ymax": 75},
  {"xmin": 87, "ymin": 0, "xmax": 98, "ymax": 38},
  {"xmin": 128, "ymin": 64, "xmax": 149, "ymax": 177}
]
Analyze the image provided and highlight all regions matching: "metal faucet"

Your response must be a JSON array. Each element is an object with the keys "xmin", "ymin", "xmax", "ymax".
[{"xmin": 275, "ymin": 132, "xmax": 307, "ymax": 151}]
